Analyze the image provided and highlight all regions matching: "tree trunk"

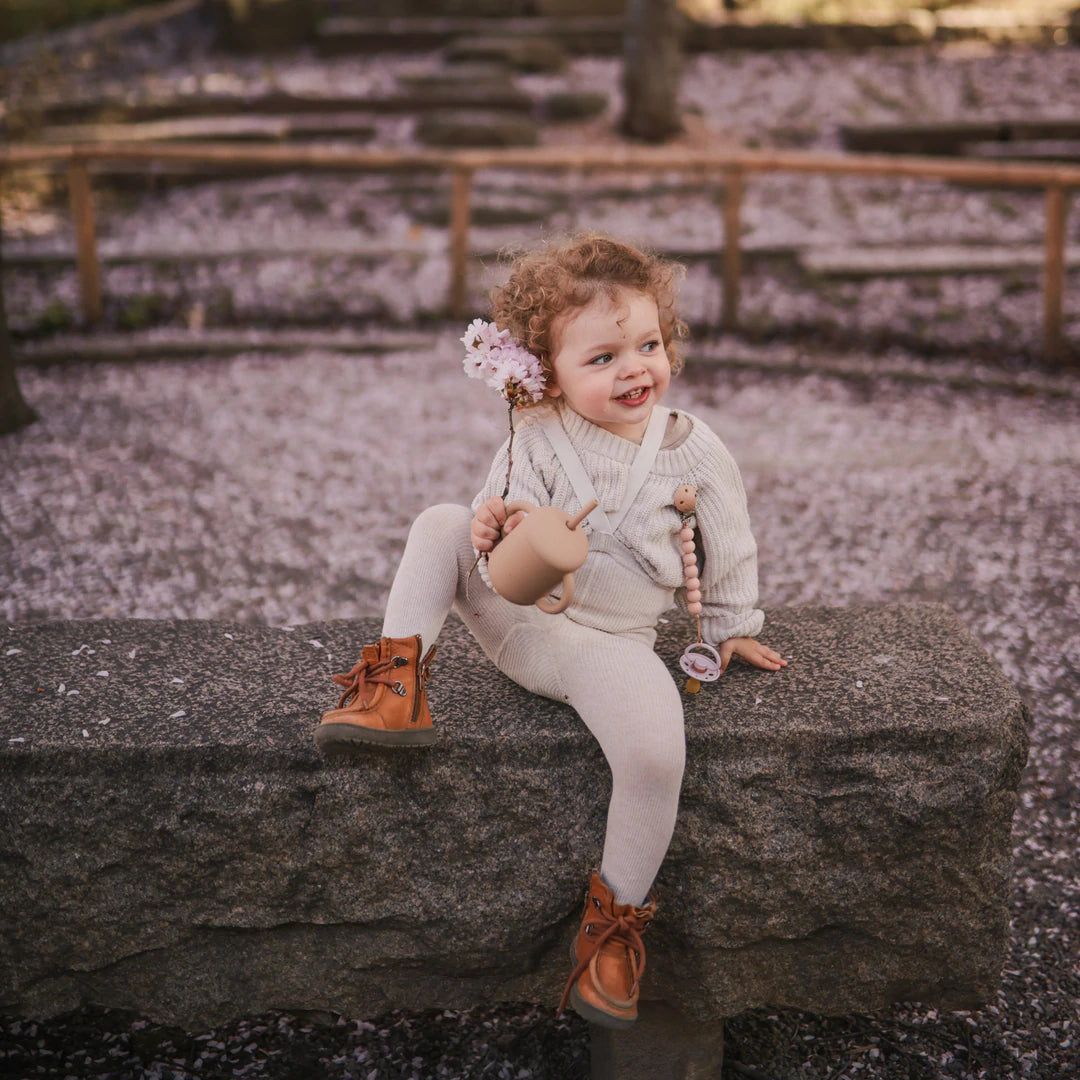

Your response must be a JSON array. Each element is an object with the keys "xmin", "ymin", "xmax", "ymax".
[
  {"xmin": 0, "ymin": 207, "xmax": 37, "ymax": 436},
  {"xmin": 621, "ymin": 0, "xmax": 684, "ymax": 143}
]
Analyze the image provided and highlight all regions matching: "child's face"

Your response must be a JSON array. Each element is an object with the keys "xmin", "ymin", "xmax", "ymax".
[{"xmin": 547, "ymin": 288, "xmax": 671, "ymax": 442}]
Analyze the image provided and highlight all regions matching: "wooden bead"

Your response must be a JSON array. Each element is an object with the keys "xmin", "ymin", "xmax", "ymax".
[
  {"xmin": 677, "ymin": 512, "xmax": 705, "ymax": 620},
  {"xmin": 674, "ymin": 484, "xmax": 697, "ymax": 513}
]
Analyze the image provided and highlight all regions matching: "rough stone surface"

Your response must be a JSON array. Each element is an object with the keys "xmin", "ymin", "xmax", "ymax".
[
  {"xmin": 543, "ymin": 90, "xmax": 610, "ymax": 123},
  {"xmin": 0, "ymin": 604, "xmax": 1027, "ymax": 1031},
  {"xmin": 395, "ymin": 68, "xmax": 534, "ymax": 112},
  {"xmin": 415, "ymin": 111, "xmax": 540, "ymax": 149},
  {"xmin": 444, "ymin": 34, "xmax": 569, "ymax": 74}
]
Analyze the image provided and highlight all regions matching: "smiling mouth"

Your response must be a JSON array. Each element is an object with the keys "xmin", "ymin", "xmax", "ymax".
[{"xmin": 616, "ymin": 386, "xmax": 650, "ymax": 403}]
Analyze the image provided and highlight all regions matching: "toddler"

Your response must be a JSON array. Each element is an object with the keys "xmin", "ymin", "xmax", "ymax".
[{"xmin": 315, "ymin": 234, "xmax": 786, "ymax": 1029}]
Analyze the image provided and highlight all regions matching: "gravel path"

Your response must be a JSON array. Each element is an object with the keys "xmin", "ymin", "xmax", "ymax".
[{"xmin": 1, "ymin": 336, "xmax": 1078, "ymax": 1078}]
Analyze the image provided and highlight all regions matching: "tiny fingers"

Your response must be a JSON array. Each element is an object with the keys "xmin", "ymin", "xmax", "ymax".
[
  {"xmin": 744, "ymin": 646, "xmax": 788, "ymax": 671},
  {"xmin": 471, "ymin": 516, "xmax": 501, "ymax": 552},
  {"xmin": 717, "ymin": 639, "xmax": 789, "ymax": 673}
]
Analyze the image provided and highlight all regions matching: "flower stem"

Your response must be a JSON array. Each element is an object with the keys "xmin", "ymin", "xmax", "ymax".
[{"xmin": 501, "ymin": 400, "xmax": 515, "ymax": 499}]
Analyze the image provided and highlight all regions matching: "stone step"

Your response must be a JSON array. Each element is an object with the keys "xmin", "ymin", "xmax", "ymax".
[
  {"xmin": 33, "ymin": 114, "xmax": 379, "ymax": 145},
  {"xmin": 443, "ymin": 33, "xmax": 569, "ymax": 74},
  {"xmin": 316, "ymin": 15, "xmax": 626, "ymax": 55},
  {"xmin": 0, "ymin": 156, "xmax": 716, "ymax": 195},
  {"xmin": 841, "ymin": 120, "xmax": 1080, "ymax": 156},
  {"xmin": 12, "ymin": 328, "xmax": 434, "ymax": 365},
  {"xmin": 5, "ymin": 241, "xmax": 439, "ymax": 266},
  {"xmin": 12, "ymin": 237, "xmax": 1056, "ymax": 280},
  {"xmin": 315, "ymin": 12, "xmax": 1069, "ymax": 56},
  {"xmin": 414, "ymin": 109, "xmax": 539, "ymax": 149},
  {"xmin": 393, "ymin": 67, "xmax": 534, "ymax": 111},
  {"xmin": 9, "ymin": 93, "xmax": 369, "ymax": 129},
  {"xmin": 325, "ymin": 0, "xmax": 625, "ymax": 13},
  {"xmin": 963, "ymin": 140, "xmax": 1080, "ymax": 163},
  {"xmin": 321, "ymin": 0, "xmax": 536, "ymax": 14},
  {"xmin": 686, "ymin": 19, "xmax": 933, "ymax": 50},
  {"xmin": 3, "ymin": 240, "xmax": 792, "ymax": 270},
  {"xmin": 8, "ymin": 161, "xmax": 392, "ymax": 189},
  {"xmin": 9, "ymin": 83, "xmax": 534, "ymax": 135},
  {"xmin": 800, "ymin": 244, "xmax": 1080, "ymax": 278}
]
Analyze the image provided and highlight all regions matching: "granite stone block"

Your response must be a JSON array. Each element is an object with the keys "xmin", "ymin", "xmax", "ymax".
[{"xmin": 0, "ymin": 604, "xmax": 1028, "ymax": 1030}]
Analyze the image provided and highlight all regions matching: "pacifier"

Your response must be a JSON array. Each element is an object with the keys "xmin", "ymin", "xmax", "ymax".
[{"xmin": 679, "ymin": 642, "xmax": 722, "ymax": 694}]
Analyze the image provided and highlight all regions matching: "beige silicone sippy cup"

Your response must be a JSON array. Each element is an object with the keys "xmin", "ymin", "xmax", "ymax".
[{"xmin": 487, "ymin": 498, "xmax": 598, "ymax": 614}]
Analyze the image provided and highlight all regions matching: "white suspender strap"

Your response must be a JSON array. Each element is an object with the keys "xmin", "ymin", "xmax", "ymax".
[
  {"xmin": 540, "ymin": 407, "xmax": 670, "ymax": 536},
  {"xmin": 609, "ymin": 406, "xmax": 669, "ymax": 532},
  {"xmin": 541, "ymin": 416, "xmax": 612, "ymax": 533}
]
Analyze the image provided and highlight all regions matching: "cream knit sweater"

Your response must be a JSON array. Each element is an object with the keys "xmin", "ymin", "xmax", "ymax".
[{"xmin": 473, "ymin": 404, "xmax": 764, "ymax": 647}]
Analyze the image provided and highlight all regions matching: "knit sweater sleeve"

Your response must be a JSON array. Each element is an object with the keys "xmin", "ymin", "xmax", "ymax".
[
  {"xmin": 680, "ymin": 426, "xmax": 764, "ymax": 645},
  {"xmin": 471, "ymin": 416, "xmax": 557, "ymax": 515}
]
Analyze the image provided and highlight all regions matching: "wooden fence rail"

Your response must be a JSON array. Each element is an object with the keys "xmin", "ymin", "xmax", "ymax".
[{"xmin": 1, "ymin": 142, "xmax": 1076, "ymax": 359}]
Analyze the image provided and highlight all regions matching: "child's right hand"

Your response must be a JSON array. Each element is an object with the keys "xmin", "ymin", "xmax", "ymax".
[{"xmin": 471, "ymin": 497, "xmax": 525, "ymax": 552}]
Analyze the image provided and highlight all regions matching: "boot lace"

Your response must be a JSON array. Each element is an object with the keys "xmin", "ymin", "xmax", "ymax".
[
  {"xmin": 331, "ymin": 655, "xmax": 406, "ymax": 711},
  {"xmin": 557, "ymin": 907, "xmax": 649, "ymax": 1016}
]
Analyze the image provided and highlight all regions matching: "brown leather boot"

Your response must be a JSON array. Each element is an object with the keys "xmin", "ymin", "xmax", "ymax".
[
  {"xmin": 557, "ymin": 871, "xmax": 656, "ymax": 1029},
  {"xmin": 314, "ymin": 635, "xmax": 437, "ymax": 750}
]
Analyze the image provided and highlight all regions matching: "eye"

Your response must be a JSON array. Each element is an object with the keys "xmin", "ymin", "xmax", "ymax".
[
  {"xmin": 642, "ymin": 339, "xmax": 661, "ymax": 353},
  {"xmin": 589, "ymin": 353, "xmax": 613, "ymax": 366}
]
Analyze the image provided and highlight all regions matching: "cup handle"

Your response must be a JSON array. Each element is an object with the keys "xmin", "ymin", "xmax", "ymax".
[
  {"xmin": 535, "ymin": 573, "xmax": 574, "ymax": 615},
  {"xmin": 503, "ymin": 498, "xmax": 536, "ymax": 518}
]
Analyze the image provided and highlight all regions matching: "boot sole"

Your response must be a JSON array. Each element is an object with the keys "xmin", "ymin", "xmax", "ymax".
[
  {"xmin": 314, "ymin": 723, "xmax": 436, "ymax": 750},
  {"xmin": 568, "ymin": 984, "xmax": 637, "ymax": 1030},
  {"xmin": 567, "ymin": 943, "xmax": 637, "ymax": 1030}
]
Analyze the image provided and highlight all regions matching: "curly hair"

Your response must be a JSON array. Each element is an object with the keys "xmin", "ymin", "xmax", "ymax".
[{"xmin": 489, "ymin": 233, "xmax": 687, "ymax": 405}]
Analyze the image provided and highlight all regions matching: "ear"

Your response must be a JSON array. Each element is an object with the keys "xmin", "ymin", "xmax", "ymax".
[{"xmin": 546, "ymin": 383, "xmax": 562, "ymax": 399}]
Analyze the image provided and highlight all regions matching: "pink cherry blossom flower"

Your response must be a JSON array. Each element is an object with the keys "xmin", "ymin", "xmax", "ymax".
[{"xmin": 462, "ymin": 319, "xmax": 545, "ymax": 408}]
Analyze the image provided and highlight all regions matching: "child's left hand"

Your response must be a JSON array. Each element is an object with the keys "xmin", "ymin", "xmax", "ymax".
[{"xmin": 719, "ymin": 637, "xmax": 788, "ymax": 673}]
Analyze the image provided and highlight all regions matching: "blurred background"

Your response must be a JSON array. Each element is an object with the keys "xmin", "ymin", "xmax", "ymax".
[{"xmin": 2, "ymin": 0, "xmax": 1079, "ymax": 371}]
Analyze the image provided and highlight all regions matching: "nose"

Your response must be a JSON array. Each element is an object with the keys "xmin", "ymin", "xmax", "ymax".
[{"xmin": 618, "ymin": 354, "xmax": 646, "ymax": 378}]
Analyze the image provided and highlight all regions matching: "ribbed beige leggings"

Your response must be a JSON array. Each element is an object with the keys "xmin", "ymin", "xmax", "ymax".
[{"xmin": 382, "ymin": 503, "xmax": 686, "ymax": 907}]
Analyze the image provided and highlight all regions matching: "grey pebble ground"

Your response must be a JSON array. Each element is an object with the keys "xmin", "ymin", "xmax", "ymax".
[
  {"xmin": 2, "ymin": 8, "xmax": 1079, "ymax": 1079},
  {"xmin": 2, "ymin": 338, "xmax": 1078, "ymax": 1079}
]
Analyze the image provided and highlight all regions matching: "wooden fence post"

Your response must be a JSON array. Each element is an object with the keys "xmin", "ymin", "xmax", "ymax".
[
  {"xmin": 68, "ymin": 159, "xmax": 103, "ymax": 324},
  {"xmin": 449, "ymin": 166, "xmax": 473, "ymax": 321},
  {"xmin": 722, "ymin": 168, "xmax": 743, "ymax": 332},
  {"xmin": 1044, "ymin": 185, "xmax": 1068, "ymax": 362}
]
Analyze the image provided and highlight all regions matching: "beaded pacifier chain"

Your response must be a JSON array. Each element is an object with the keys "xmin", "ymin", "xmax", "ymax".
[{"xmin": 673, "ymin": 484, "xmax": 723, "ymax": 694}]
